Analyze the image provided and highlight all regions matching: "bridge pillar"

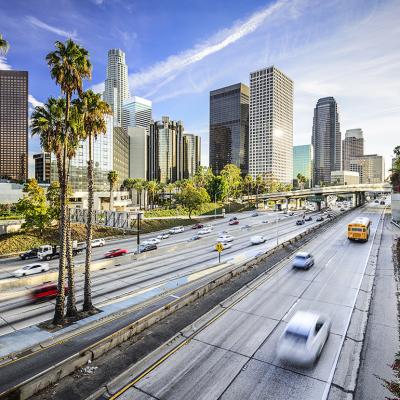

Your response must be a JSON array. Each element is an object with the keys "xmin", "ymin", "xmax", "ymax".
[
  {"xmin": 323, "ymin": 195, "xmax": 328, "ymax": 209},
  {"xmin": 285, "ymin": 197, "xmax": 289, "ymax": 211},
  {"xmin": 316, "ymin": 201, "xmax": 321, "ymax": 212},
  {"xmin": 352, "ymin": 193, "xmax": 357, "ymax": 207},
  {"xmin": 295, "ymin": 198, "xmax": 300, "ymax": 210},
  {"xmin": 360, "ymin": 192, "xmax": 366, "ymax": 205}
]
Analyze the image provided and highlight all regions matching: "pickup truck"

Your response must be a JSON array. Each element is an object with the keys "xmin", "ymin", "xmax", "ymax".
[{"xmin": 37, "ymin": 241, "xmax": 85, "ymax": 261}]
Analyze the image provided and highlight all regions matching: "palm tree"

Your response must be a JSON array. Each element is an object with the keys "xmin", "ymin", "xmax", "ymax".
[
  {"xmin": 166, "ymin": 183, "xmax": 175, "ymax": 206},
  {"xmin": 133, "ymin": 178, "xmax": 145, "ymax": 209},
  {"xmin": 146, "ymin": 180, "xmax": 158, "ymax": 209},
  {"xmin": 296, "ymin": 173, "xmax": 307, "ymax": 190},
  {"xmin": 243, "ymin": 175, "xmax": 254, "ymax": 203},
  {"xmin": 74, "ymin": 91, "xmax": 111, "ymax": 312},
  {"xmin": 107, "ymin": 170, "xmax": 119, "ymax": 211},
  {"xmin": 46, "ymin": 39, "xmax": 92, "ymax": 326},
  {"xmin": 0, "ymin": 33, "xmax": 9, "ymax": 55}
]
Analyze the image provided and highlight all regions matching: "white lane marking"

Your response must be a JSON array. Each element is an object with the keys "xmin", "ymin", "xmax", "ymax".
[
  {"xmin": 282, "ymin": 298, "xmax": 300, "ymax": 321},
  {"xmin": 170, "ymin": 295, "xmax": 180, "ymax": 299},
  {"xmin": 321, "ymin": 210, "xmax": 384, "ymax": 400}
]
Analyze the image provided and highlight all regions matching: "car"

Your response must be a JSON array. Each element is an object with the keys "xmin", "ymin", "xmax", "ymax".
[
  {"xmin": 218, "ymin": 234, "xmax": 235, "ymax": 242},
  {"xmin": 262, "ymin": 220, "xmax": 269, "ymax": 224},
  {"xmin": 326, "ymin": 213, "xmax": 333, "ymax": 218},
  {"xmin": 292, "ymin": 252, "xmax": 314, "ymax": 269},
  {"xmin": 13, "ymin": 262, "xmax": 50, "ymax": 277},
  {"xmin": 380, "ymin": 200, "xmax": 385, "ymax": 205},
  {"xmin": 288, "ymin": 212, "xmax": 294, "ymax": 216},
  {"xmin": 105, "ymin": 248, "xmax": 128, "ymax": 258},
  {"xmin": 169, "ymin": 226, "xmax": 185, "ymax": 234},
  {"xmin": 142, "ymin": 238, "xmax": 160, "ymax": 245},
  {"xmin": 31, "ymin": 283, "xmax": 69, "ymax": 302},
  {"xmin": 157, "ymin": 232, "xmax": 170, "ymax": 240},
  {"xmin": 305, "ymin": 216, "xmax": 312, "ymax": 221},
  {"xmin": 241, "ymin": 224, "xmax": 251, "ymax": 230},
  {"xmin": 190, "ymin": 235, "xmax": 201, "ymax": 241},
  {"xmin": 251, "ymin": 212, "xmax": 259, "ymax": 217},
  {"xmin": 134, "ymin": 243, "xmax": 157, "ymax": 254},
  {"xmin": 229, "ymin": 217, "xmax": 238, "ymax": 221},
  {"xmin": 277, "ymin": 311, "xmax": 331, "ymax": 367},
  {"xmin": 199, "ymin": 227, "xmax": 212, "ymax": 235},
  {"xmin": 192, "ymin": 223, "xmax": 204, "ymax": 229},
  {"xmin": 91, "ymin": 238, "xmax": 105, "ymax": 248},
  {"xmin": 296, "ymin": 220, "xmax": 305, "ymax": 226},
  {"xmin": 316, "ymin": 216, "xmax": 323, "ymax": 222},
  {"xmin": 229, "ymin": 219, "xmax": 239, "ymax": 226},
  {"xmin": 19, "ymin": 248, "xmax": 39, "ymax": 260},
  {"xmin": 374, "ymin": 199, "xmax": 379, "ymax": 203},
  {"xmin": 214, "ymin": 241, "xmax": 232, "ymax": 250},
  {"xmin": 251, "ymin": 235, "xmax": 266, "ymax": 245},
  {"xmin": 340, "ymin": 208, "xmax": 345, "ymax": 211}
]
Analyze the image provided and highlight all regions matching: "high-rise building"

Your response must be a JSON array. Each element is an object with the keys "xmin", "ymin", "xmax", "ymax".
[
  {"xmin": 293, "ymin": 144, "xmax": 313, "ymax": 187},
  {"xmin": 312, "ymin": 97, "xmax": 341, "ymax": 186},
  {"xmin": 209, "ymin": 83, "xmax": 249, "ymax": 175},
  {"xmin": 0, "ymin": 70, "xmax": 28, "ymax": 182},
  {"xmin": 113, "ymin": 127, "xmax": 129, "ymax": 184},
  {"xmin": 127, "ymin": 127, "xmax": 148, "ymax": 180},
  {"xmin": 342, "ymin": 128, "xmax": 364, "ymax": 170},
  {"xmin": 350, "ymin": 154, "xmax": 385, "ymax": 183},
  {"xmin": 331, "ymin": 170, "xmax": 359, "ymax": 185},
  {"xmin": 33, "ymin": 153, "xmax": 51, "ymax": 184},
  {"xmin": 148, "ymin": 117, "xmax": 184, "ymax": 183},
  {"xmin": 249, "ymin": 66, "xmax": 293, "ymax": 184},
  {"xmin": 183, "ymin": 134, "xmax": 201, "ymax": 179},
  {"xmin": 122, "ymin": 96, "xmax": 152, "ymax": 131},
  {"xmin": 103, "ymin": 49, "xmax": 130, "ymax": 126}
]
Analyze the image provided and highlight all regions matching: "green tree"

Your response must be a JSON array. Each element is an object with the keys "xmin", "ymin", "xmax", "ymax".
[
  {"xmin": 16, "ymin": 179, "xmax": 51, "ymax": 236},
  {"xmin": 133, "ymin": 178, "xmax": 146, "ymax": 209},
  {"xmin": 243, "ymin": 175, "xmax": 254, "ymax": 202},
  {"xmin": 166, "ymin": 183, "xmax": 175, "ymax": 206},
  {"xmin": 107, "ymin": 170, "xmax": 119, "ymax": 211},
  {"xmin": 0, "ymin": 33, "xmax": 9, "ymax": 55},
  {"xmin": 46, "ymin": 39, "xmax": 92, "ymax": 326},
  {"xmin": 177, "ymin": 184, "xmax": 210, "ymax": 219},
  {"xmin": 146, "ymin": 180, "xmax": 158, "ymax": 209},
  {"xmin": 390, "ymin": 145, "xmax": 400, "ymax": 192},
  {"xmin": 296, "ymin": 173, "xmax": 307, "ymax": 189},
  {"xmin": 194, "ymin": 166, "xmax": 214, "ymax": 189},
  {"xmin": 220, "ymin": 164, "xmax": 242, "ymax": 208}
]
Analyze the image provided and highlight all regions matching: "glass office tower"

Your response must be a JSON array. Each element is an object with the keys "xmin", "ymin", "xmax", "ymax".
[{"xmin": 293, "ymin": 144, "xmax": 313, "ymax": 187}]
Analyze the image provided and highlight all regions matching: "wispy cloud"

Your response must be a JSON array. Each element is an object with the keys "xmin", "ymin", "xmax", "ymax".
[
  {"xmin": 28, "ymin": 95, "xmax": 44, "ymax": 108},
  {"xmin": 0, "ymin": 56, "xmax": 11, "ymax": 70},
  {"xmin": 27, "ymin": 16, "xmax": 78, "ymax": 40}
]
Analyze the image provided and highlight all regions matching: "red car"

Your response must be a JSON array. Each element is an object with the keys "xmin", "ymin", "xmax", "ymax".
[
  {"xmin": 192, "ymin": 223, "xmax": 204, "ymax": 229},
  {"xmin": 229, "ymin": 220, "xmax": 239, "ymax": 225},
  {"xmin": 31, "ymin": 283, "xmax": 69, "ymax": 302},
  {"xmin": 105, "ymin": 248, "xmax": 128, "ymax": 258}
]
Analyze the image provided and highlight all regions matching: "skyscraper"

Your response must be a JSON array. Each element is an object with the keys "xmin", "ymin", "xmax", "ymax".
[
  {"xmin": 0, "ymin": 70, "xmax": 28, "ymax": 181},
  {"xmin": 113, "ymin": 127, "xmax": 130, "ymax": 184},
  {"xmin": 122, "ymin": 96, "xmax": 152, "ymax": 131},
  {"xmin": 312, "ymin": 97, "xmax": 341, "ymax": 186},
  {"xmin": 33, "ymin": 153, "xmax": 51, "ymax": 184},
  {"xmin": 350, "ymin": 154, "xmax": 385, "ymax": 183},
  {"xmin": 293, "ymin": 144, "xmax": 313, "ymax": 187},
  {"xmin": 209, "ymin": 83, "xmax": 249, "ymax": 175},
  {"xmin": 342, "ymin": 128, "xmax": 364, "ymax": 170},
  {"xmin": 103, "ymin": 49, "xmax": 130, "ymax": 126},
  {"xmin": 183, "ymin": 134, "xmax": 201, "ymax": 179},
  {"xmin": 249, "ymin": 66, "xmax": 293, "ymax": 184},
  {"xmin": 148, "ymin": 117, "xmax": 184, "ymax": 183}
]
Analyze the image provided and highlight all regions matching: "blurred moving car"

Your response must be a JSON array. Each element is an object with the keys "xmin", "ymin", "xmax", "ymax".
[
  {"xmin": 316, "ymin": 216, "xmax": 323, "ymax": 222},
  {"xmin": 169, "ymin": 226, "xmax": 185, "ymax": 234},
  {"xmin": 251, "ymin": 235, "xmax": 266, "ymax": 245},
  {"xmin": 134, "ymin": 243, "xmax": 157, "ymax": 253},
  {"xmin": 277, "ymin": 311, "xmax": 331, "ymax": 367},
  {"xmin": 13, "ymin": 263, "xmax": 50, "ymax": 277},
  {"xmin": 288, "ymin": 212, "xmax": 294, "ymax": 216},
  {"xmin": 305, "ymin": 216, "xmax": 312, "ymax": 221},
  {"xmin": 214, "ymin": 241, "xmax": 232, "ymax": 250},
  {"xmin": 31, "ymin": 283, "xmax": 69, "ymax": 302},
  {"xmin": 192, "ymin": 223, "xmax": 204, "ymax": 229},
  {"xmin": 190, "ymin": 234, "xmax": 201, "ymax": 241},
  {"xmin": 229, "ymin": 217, "xmax": 238, "ymax": 221},
  {"xmin": 142, "ymin": 238, "xmax": 160, "ymax": 245},
  {"xmin": 218, "ymin": 234, "xmax": 234, "ymax": 242},
  {"xmin": 340, "ymin": 208, "xmax": 345, "ymax": 211},
  {"xmin": 296, "ymin": 220, "xmax": 305, "ymax": 226},
  {"xmin": 251, "ymin": 212, "xmax": 259, "ymax": 217},
  {"xmin": 105, "ymin": 248, "xmax": 128, "ymax": 258},
  {"xmin": 157, "ymin": 232, "xmax": 170, "ymax": 240},
  {"xmin": 262, "ymin": 220, "xmax": 269, "ymax": 224},
  {"xmin": 292, "ymin": 252, "xmax": 314, "ymax": 269},
  {"xmin": 380, "ymin": 200, "xmax": 385, "ymax": 205},
  {"xmin": 229, "ymin": 219, "xmax": 239, "ymax": 225},
  {"xmin": 91, "ymin": 238, "xmax": 105, "ymax": 248},
  {"xmin": 19, "ymin": 248, "xmax": 39, "ymax": 260},
  {"xmin": 326, "ymin": 213, "xmax": 333, "ymax": 218},
  {"xmin": 199, "ymin": 227, "xmax": 212, "ymax": 235}
]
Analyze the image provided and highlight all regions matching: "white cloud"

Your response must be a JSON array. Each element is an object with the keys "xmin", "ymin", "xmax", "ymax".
[
  {"xmin": 90, "ymin": 81, "xmax": 105, "ymax": 94},
  {"xmin": 0, "ymin": 56, "xmax": 11, "ymax": 70},
  {"xmin": 28, "ymin": 94, "xmax": 44, "ymax": 108},
  {"xmin": 27, "ymin": 16, "xmax": 78, "ymax": 40}
]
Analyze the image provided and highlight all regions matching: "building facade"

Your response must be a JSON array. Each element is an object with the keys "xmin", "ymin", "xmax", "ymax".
[
  {"xmin": 312, "ymin": 97, "xmax": 341, "ymax": 186},
  {"xmin": 331, "ymin": 170, "xmax": 360, "ymax": 185},
  {"xmin": 350, "ymin": 154, "xmax": 385, "ymax": 183},
  {"xmin": 342, "ymin": 128, "xmax": 364, "ymax": 170},
  {"xmin": 33, "ymin": 153, "xmax": 51, "ymax": 184},
  {"xmin": 249, "ymin": 66, "xmax": 293, "ymax": 184},
  {"xmin": 0, "ymin": 70, "xmax": 28, "ymax": 182},
  {"xmin": 209, "ymin": 83, "xmax": 249, "ymax": 175},
  {"xmin": 103, "ymin": 49, "xmax": 130, "ymax": 127},
  {"xmin": 127, "ymin": 127, "xmax": 148, "ymax": 180},
  {"xmin": 183, "ymin": 134, "xmax": 201, "ymax": 179},
  {"xmin": 293, "ymin": 144, "xmax": 313, "ymax": 188},
  {"xmin": 148, "ymin": 117, "xmax": 184, "ymax": 183},
  {"xmin": 122, "ymin": 96, "xmax": 152, "ymax": 131},
  {"xmin": 113, "ymin": 127, "xmax": 129, "ymax": 184}
]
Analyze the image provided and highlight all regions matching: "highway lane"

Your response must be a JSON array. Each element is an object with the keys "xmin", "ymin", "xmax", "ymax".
[
  {"xmin": 0, "ymin": 209, "xmax": 336, "ymax": 336},
  {"xmin": 109, "ymin": 206, "xmax": 382, "ymax": 400}
]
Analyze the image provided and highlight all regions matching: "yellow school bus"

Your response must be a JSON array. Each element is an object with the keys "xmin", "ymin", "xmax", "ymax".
[{"xmin": 347, "ymin": 217, "xmax": 371, "ymax": 242}]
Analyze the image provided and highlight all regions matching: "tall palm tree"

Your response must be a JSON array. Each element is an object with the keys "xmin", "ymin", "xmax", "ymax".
[
  {"xmin": 46, "ymin": 39, "xmax": 92, "ymax": 326},
  {"xmin": 166, "ymin": 183, "xmax": 175, "ymax": 206},
  {"xmin": 0, "ymin": 33, "xmax": 9, "ymax": 55},
  {"xmin": 75, "ymin": 90, "xmax": 111, "ymax": 312},
  {"xmin": 132, "ymin": 178, "xmax": 145, "ymax": 209},
  {"xmin": 146, "ymin": 180, "xmax": 158, "ymax": 209},
  {"xmin": 107, "ymin": 170, "xmax": 119, "ymax": 211},
  {"xmin": 243, "ymin": 175, "xmax": 254, "ymax": 203}
]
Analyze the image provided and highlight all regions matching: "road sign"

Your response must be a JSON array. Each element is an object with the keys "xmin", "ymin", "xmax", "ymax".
[{"xmin": 215, "ymin": 242, "xmax": 224, "ymax": 253}]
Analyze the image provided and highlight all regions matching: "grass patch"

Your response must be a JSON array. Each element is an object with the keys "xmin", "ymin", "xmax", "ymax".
[
  {"xmin": 131, "ymin": 218, "xmax": 200, "ymax": 234},
  {"xmin": 0, "ymin": 215, "xmax": 23, "ymax": 220}
]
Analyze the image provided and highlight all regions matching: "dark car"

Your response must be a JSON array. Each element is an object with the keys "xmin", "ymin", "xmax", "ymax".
[
  {"xmin": 135, "ymin": 243, "xmax": 157, "ymax": 254},
  {"xmin": 229, "ymin": 219, "xmax": 239, "ymax": 225},
  {"xmin": 19, "ymin": 248, "xmax": 39, "ymax": 260},
  {"xmin": 192, "ymin": 223, "xmax": 204, "ymax": 229},
  {"xmin": 305, "ymin": 216, "xmax": 312, "ymax": 221},
  {"xmin": 288, "ymin": 212, "xmax": 294, "ymax": 216},
  {"xmin": 296, "ymin": 220, "xmax": 305, "ymax": 225},
  {"xmin": 380, "ymin": 200, "xmax": 385, "ymax": 205},
  {"xmin": 316, "ymin": 216, "xmax": 323, "ymax": 222},
  {"xmin": 105, "ymin": 248, "xmax": 128, "ymax": 258},
  {"xmin": 326, "ymin": 213, "xmax": 333, "ymax": 218},
  {"xmin": 31, "ymin": 283, "xmax": 69, "ymax": 302}
]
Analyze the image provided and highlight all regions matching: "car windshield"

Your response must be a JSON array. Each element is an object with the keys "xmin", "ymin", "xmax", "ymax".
[
  {"xmin": 285, "ymin": 330, "xmax": 309, "ymax": 343},
  {"xmin": 295, "ymin": 255, "xmax": 307, "ymax": 260},
  {"xmin": 22, "ymin": 265, "xmax": 32, "ymax": 270}
]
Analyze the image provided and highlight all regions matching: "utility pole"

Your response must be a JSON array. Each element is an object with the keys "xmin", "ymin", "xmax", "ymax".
[{"xmin": 136, "ymin": 212, "xmax": 143, "ymax": 254}]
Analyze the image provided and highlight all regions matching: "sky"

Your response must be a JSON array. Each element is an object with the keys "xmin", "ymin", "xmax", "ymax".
[{"xmin": 0, "ymin": 0, "xmax": 399, "ymax": 176}]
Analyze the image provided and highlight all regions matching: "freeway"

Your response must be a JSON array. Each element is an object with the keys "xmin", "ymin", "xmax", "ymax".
[
  {"xmin": 0, "ymin": 209, "xmax": 327, "ymax": 336},
  {"xmin": 106, "ymin": 206, "xmax": 383, "ymax": 400}
]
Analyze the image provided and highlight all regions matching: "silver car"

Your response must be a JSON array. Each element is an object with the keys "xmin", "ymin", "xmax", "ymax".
[
  {"xmin": 292, "ymin": 252, "xmax": 314, "ymax": 269},
  {"xmin": 277, "ymin": 311, "xmax": 331, "ymax": 367}
]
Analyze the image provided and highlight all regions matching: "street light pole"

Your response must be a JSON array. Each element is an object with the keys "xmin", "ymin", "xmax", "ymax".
[
  {"xmin": 276, "ymin": 212, "xmax": 279, "ymax": 246},
  {"xmin": 136, "ymin": 212, "xmax": 143, "ymax": 254},
  {"xmin": 214, "ymin": 193, "xmax": 217, "ymax": 220}
]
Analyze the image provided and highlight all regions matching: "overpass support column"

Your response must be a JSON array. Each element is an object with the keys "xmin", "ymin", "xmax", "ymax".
[
  {"xmin": 361, "ymin": 192, "xmax": 366, "ymax": 205},
  {"xmin": 316, "ymin": 201, "xmax": 321, "ymax": 212},
  {"xmin": 285, "ymin": 197, "xmax": 289, "ymax": 211},
  {"xmin": 295, "ymin": 198, "xmax": 300, "ymax": 210},
  {"xmin": 323, "ymin": 195, "xmax": 328, "ymax": 209},
  {"xmin": 352, "ymin": 193, "xmax": 357, "ymax": 207}
]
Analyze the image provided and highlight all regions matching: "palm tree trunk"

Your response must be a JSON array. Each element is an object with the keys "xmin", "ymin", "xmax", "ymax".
[{"xmin": 83, "ymin": 135, "xmax": 95, "ymax": 312}]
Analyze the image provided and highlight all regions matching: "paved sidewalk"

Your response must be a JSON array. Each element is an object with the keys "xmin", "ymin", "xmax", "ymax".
[{"xmin": 355, "ymin": 215, "xmax": 399, "ymax": 399}]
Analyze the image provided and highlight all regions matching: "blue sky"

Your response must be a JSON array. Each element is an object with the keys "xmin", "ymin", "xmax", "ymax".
[{"xmin": 1, "ymin": 0, "xmax": 399, "ymax": 175}]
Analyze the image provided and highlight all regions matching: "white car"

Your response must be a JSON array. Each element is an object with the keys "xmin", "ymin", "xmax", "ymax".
[
  {"xmin": 199, "ymin": 227, "xmax": 212, "ymax": 235},
  {"xmin": 277, "ymin": 311, "xmax": 331, "ymax": 367},
  {"xmin": 218, "ymin": 234, "xmax": 235, "ymax": 242},
  {"xmin": 13, "ymin": 263, "xmax": 50, "ymax": 277},
  {"xmin": 157, "ymin": 232, "xmax": 170, "ymax": 240},
  {"xmin": 142, "ymin": 238, "xmax": 160, "ymax": 245},
  {"xmin": 214, "ymin": 242, "xmax": 232, "ymax": 250},
  {"xmin": 91, "ymin": 238, "xmax": 105, "ymax": 247},
  {"xmin": 169, "ymin": 226, "xmax": 185, "ymax": 234},
  {"xmin": 251, "ymin": 235, "xmax": 266, "ymax": 245}
]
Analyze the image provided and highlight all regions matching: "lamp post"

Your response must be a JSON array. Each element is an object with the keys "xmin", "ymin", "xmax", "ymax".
[
  {"xmin": 276, "ymin": 212, "xmax": 279, "ymax": 246},
  {"xmin": 136, "ymin": 211, "xmax": 144, "ymax": 254}
]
